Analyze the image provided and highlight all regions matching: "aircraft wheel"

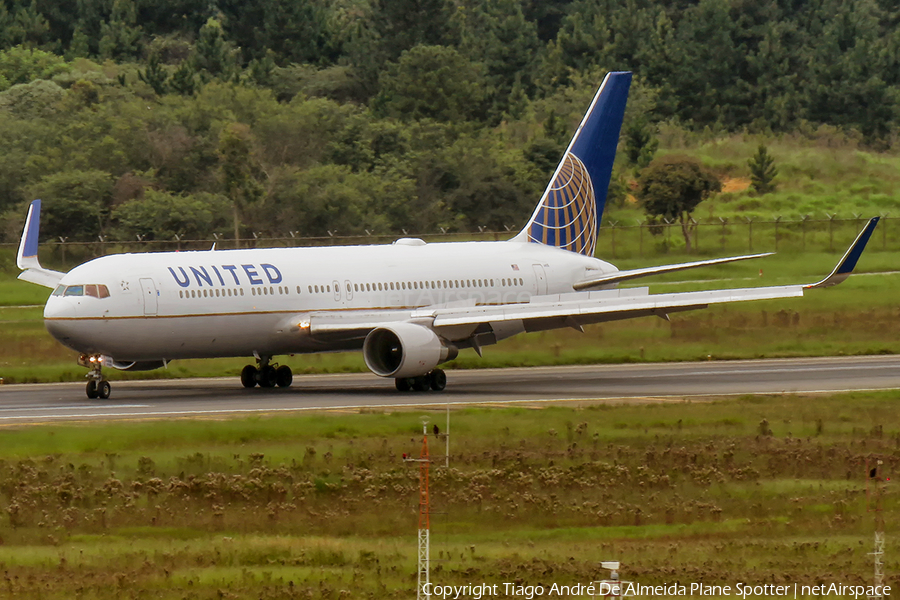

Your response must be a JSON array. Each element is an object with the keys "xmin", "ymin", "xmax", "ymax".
[
  {"xmin": 97, "ymin": 380, "xmax": 111, "ymax": 400},
  {"xmin": 241, "ymin": 365, "xmax": 258, "ymax": 388},
  {"xmin": 412, "ymin": 376, "xmax": 430, "ymax": 392},
  {"xmin": 395, "ymin": 378, "xmax": 411, "ymax": 392},
  {"xmin": 276, "ymin": 365, "xmax": 293, "ymax": 388},
  {"xmin": 429, "ymin": 369, "xmax": 447, "ymax": 392},
  {"xmin": 86, "ymin": 380, "xmax": 99, "ymax": 399},
  {"xmin": 258, "ymin": 365, "xmax": 277, "ymax": 388}
]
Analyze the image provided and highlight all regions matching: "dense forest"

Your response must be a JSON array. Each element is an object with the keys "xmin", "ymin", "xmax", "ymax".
[{"xmin": 0, "ymin": 0, "xmax": 898, "ymax": 243}]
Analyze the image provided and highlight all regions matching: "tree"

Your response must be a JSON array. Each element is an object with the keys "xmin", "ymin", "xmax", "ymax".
[
  {"xmin": 139, "ymin": 52, "xmax": 168, "ymax": 95},
  {"xmin": 26, "ymin": 170, "xmax": 115, "ymax": 240},
  {"xmin": 623, "ymin": 118, "xmax": 658, "ymax": 172},
  {"xmin": 112, "ymin": 190, "xmax": 230, "ymax": 240},
  {"xmin": 0, "ymin": 46, "xmax": 70, "ymax": 92},
  {"xmin": 193, "ymin": 17, "xmax": 237, "ymax": 80},
  {"xmin": 169, "ymin": 60, "xmax": 196, "ymax": 95},
  {"xmin": 98, "ymin": 0, "xmax": 142, "ymax": 60},
  {"xmin": 637, "ymin": 156, "xmax": 721, "ymax": 253},
  {"xmin": 748, "ymin": 145, "xmax": 777, "ymax": 195},
  {"xmin": 217, "ymin": 123, "xmax": 265, "ymax": 246},
  {"xmin": 373, "ymin": 45, "xmax": 487, "ymax": 122}
]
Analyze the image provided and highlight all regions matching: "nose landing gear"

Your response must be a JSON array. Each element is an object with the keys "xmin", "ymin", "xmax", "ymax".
[
  {"xmin": 241, "ymin": 356, "xmax": 292, "ymax": 389},
  {"xmin": 80, "ymin": 354, "xmax": 111, "ymax": 399}
]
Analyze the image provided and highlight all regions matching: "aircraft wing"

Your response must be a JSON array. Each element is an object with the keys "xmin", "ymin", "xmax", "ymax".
[
  {"xmin": 309, "ymin": 217, "xmax": 879, "ymax": 341},
  {"xmin": 16, "ymin": 199, "xmax": 64, "ymax": 289},
  {"xmin": 573, "ymin": 252, "xmax": 773, "ymax": 290}
]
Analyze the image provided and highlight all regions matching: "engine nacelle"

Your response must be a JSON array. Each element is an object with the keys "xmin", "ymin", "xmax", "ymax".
[{"xmin": 363, "ymin": 323, "xmax": 457, "ymax": 378}]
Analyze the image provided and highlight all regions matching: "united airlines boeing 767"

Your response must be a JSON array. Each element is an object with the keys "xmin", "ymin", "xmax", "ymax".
[{"xmin": 16, "ymin": 72, "xmax": 878, "ymax": 399}]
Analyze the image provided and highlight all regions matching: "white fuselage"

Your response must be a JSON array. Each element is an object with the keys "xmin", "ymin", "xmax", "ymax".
[{"xmin": 44, "ymin": 240, "xmax": 616, "ymax": 361}]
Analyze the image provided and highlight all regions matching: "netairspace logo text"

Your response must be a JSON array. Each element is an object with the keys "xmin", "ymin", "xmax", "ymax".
[{"xmin": 424, "ymin": 582, "xmax": 892, "ymax": 599}]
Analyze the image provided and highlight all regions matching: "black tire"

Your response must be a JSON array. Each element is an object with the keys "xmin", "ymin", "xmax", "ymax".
[
  {"xmin": 429, "ymin": 369, "xmax": 447, "ymax": 392},
  {"xmin": 97, "ymin": 380, "xmax": 111, "ymax": 400},
  {"xmin": 86, "ymin": 380, "xmax": 99, "ymax": 399},
  {"xmin": 395, "ymin": 378, "xmax": 411, "ymax": 392},
  {"xmin": 258, "ymin": 365, "xmax": 277, "ymax": 388},
  {"xmin": 275, "ymin": 365, "xmax": 293, "ymax": 388},
  {"xmin": 241, "ymin": 365, "xmax": 258, "ymax": 388},
  {"xmin": 412, "ymin": 376, "xmax": 430, "ymax": 392}
]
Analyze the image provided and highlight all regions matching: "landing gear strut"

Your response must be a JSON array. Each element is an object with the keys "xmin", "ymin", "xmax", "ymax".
[
  {"xmin": 395, "ymin": 368, "xmax": 446, "ymax": 393},
  {"xmin": 80, "ymin": 354, "xmax": 111, "ymax": 399},
  {"xmin": 241, "ymin": 356, "xmax": 292, "ymax": 389}
]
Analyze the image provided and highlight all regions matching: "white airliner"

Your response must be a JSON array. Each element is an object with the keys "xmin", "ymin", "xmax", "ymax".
[{"xmin": 16, "ymin": 72, "xmax": 878, "ymax": 399}]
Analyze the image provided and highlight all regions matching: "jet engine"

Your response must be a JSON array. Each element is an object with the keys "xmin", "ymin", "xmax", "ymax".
[{"xmin": 363, "ymin": 323, "xmax": 457, "ymax": 378}]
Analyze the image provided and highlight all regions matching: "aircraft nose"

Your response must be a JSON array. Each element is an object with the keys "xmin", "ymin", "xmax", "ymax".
[{"xmin": 43, "ymin": 297, "xmax": 77, "ymax": 319}]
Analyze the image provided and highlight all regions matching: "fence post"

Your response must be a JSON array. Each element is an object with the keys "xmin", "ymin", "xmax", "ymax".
[
  {"xmin": 609, "ymin": 221, "xmax": 617, "ymax": 259},
  {"xmin": 663, "ymin": 217, "xmax": 672, "ymax": 254},
  {"xmin": 826, "ymin": 213, "xmax": 836, "ymax": 252},
  {"xmin": 801, "ymin": 215, "xmax": 809, "ymax": 251},
  {"xmin": 774, "ymin": 216, "xmax": 780, "ymax": 252},
  {"xmin": 692, "ymin": 217, "xmax": 698, "ymax": 252},
  {"xmin": 719, "ymin": 217, "xmax": 727, "ymax": 251},
  {"xmin": 745, "ymin": 217, "xmax": 753, "ymax": 252},
  {"xmin": 638, "ymin": 219, "xmax": 644, "ymax": 257}
]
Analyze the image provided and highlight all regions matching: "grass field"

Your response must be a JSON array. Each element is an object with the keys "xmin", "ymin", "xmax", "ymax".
[{"xmin": 0, "ymin": 392, "xmax": 894, "ymax": 598}]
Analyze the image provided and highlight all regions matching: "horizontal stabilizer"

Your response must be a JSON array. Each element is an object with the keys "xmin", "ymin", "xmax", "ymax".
[
  {"xmin": 16, "ymin": 199, "xmax": 65, "ymax": 289},
  {"xmin": 18, "ymin": 268, "xmax": 63, "ymax": 288},
  {"xmin": 573, "ymin": 252, "xmax": 773, "ymax": 290}
]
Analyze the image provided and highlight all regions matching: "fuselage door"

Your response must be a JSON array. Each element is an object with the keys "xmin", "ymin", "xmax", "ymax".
[
  {"xmin": 333, "ymin": 280, "xmax": 341, "ymax": 302},
  {"xmin": 344, "ymin": 280, "xmax": 354, "ymax": 302},
  {"xmin": 532, "ymin": 264, "xmax": 548, "ymax": 295},
  {"xmin": 139, "ymin": 278, "xmax": 158, "ymax": 316}
]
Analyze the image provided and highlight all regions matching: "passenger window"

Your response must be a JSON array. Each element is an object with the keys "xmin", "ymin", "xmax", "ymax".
[
  {"xmin": 240, "ymin": 289, "xmax": 244, "ymax": 296},
  {"xmin": 270, "ymin": 286, "xmax": 274, "ymax": 295}
]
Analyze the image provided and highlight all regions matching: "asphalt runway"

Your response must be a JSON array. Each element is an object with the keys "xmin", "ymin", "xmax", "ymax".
[{"xmin": 0, "ymin": 355, "xmax": 898, "ymax": 423}]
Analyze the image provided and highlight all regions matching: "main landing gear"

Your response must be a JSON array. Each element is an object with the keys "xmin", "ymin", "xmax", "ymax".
[
  {"xmin": 395, "ymin": 369, "xmax": 446, "ymax": 393},
  {"xmin": 80, "ymin": 355, "xmax": 111, "ymax": 399},
  {"xmin": 241, "ymin": 356, "xmax": 292, "ymax": 389}
]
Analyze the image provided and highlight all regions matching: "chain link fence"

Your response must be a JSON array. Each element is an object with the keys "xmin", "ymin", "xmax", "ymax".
[{"xmin": 0, "ymin": 217, "xmax": 893, "ymax": 271}]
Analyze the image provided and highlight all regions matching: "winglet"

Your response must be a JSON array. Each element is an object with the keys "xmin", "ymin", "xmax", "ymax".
[
  {"xmin": 806, "ymin": 216, "xmax": 879, "ymax": 289},
  {"xmin": 16, "ymin": 199, "xmax": 42, "ymax": 269},
  {"xmin": 16, "ymin": 199, "xmax": 65, "ymax": 289}
]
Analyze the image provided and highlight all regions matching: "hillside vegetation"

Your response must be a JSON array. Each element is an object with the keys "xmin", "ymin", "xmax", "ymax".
[{"xmin": 0, "ymin": 0, "xmax": 899, "ymax": 246}]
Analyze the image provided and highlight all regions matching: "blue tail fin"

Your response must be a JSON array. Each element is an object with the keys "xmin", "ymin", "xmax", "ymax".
[{"xmin": 515, "ymin": 71, "xmax": 632, "ymax": 256}]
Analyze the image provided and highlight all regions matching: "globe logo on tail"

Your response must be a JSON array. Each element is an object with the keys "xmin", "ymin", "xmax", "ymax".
[{"xmin": 526, "ymin": 153, "xmax": 597, "ymax": 256}]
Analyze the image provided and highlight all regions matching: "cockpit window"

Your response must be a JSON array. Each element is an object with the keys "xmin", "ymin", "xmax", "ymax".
[
  {"xmin": 57, "ymin": 284, "xmax": 110, "ymax": 298},
  {"xmin": 85, "ymin": 284, "xmax": 110, "ymax": 298}
]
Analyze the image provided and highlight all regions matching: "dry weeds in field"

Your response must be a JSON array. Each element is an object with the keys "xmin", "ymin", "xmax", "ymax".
[{"xmin": 0, "ymin": 399, "xmax": 896, "ymax": 597}]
